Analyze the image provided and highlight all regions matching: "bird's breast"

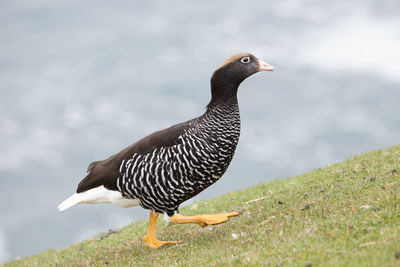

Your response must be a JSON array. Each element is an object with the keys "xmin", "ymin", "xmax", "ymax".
[{"xmin": 116, "ymin": 104, "xmax": 241, "ymax": 213}]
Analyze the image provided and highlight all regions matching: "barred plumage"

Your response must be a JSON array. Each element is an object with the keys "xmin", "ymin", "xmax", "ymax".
[{"xmin": 116, "ymin": 103, "xmax": 240, "ymax": 216}]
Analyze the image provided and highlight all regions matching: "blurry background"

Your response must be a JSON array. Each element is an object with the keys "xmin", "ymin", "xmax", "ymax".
[{"xmin": 0, "ymin": 0, "xmax": 399, "ymax": 263}]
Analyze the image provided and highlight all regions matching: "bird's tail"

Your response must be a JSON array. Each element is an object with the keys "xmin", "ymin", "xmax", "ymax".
[{"xmin": 57, "ymin": 193, "xmax": 82, "ymax": 211}]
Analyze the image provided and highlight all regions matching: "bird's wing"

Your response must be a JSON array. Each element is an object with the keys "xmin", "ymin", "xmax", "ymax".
[{"xmin": 76, "ymin": 120, "xmax": 191, "ymax": 193}]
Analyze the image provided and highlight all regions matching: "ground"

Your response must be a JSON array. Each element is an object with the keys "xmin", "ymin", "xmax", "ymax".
[{"xmin": 4, "ymin": 145, "xmax": 400, "ymax": 266}]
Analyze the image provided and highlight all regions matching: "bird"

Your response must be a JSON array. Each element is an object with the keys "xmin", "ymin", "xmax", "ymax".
[{"xmin": 57, "ymin": 52, "xmax": 274, "ymax": 248}]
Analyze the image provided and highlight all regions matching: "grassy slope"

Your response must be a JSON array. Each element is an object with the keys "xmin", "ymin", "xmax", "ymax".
[{"xmin": 5, "ymin": 145, "xmax": 400, "ymax": 266}]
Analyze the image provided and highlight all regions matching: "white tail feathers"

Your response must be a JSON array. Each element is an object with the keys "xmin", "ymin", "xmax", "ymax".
[
  {"xmin": 57, "ymin": 193, "xmax": 83, "ymax": 211},
  {"xmin": 57, "ymin": 185, "xmax": 141, "ymax": 211}
]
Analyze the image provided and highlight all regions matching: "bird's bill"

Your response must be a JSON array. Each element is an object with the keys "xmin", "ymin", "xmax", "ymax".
[{"xmin": 258, "ymin": 59, "xmax": 275, "ymax": 71}]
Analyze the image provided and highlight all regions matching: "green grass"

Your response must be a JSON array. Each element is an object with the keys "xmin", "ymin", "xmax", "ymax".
[{"xmin": 5, "ymin": 145, "xmax": 400, "ymax": 266}]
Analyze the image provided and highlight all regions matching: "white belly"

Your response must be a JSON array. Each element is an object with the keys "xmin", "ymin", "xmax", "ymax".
[{"xmin": 57, "ymin": 185, "xmax": 140, "ymax": 211}]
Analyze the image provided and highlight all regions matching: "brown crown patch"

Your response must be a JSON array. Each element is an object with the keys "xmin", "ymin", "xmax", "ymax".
[{"xmin": 219, "ymin": 52, "xmax": 252, "ymax": 68}]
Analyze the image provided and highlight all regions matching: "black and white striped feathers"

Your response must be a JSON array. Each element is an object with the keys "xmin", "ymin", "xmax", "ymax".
[
  {"xmin": 57, "ymin": 52, "xmax": 274, "ymax": 215},
  {"xmin": 116, "ymin": 102, "xmax": 240, "ymax": 216}
]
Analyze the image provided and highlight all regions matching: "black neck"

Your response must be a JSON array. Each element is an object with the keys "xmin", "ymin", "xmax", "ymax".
[{"xmin": 207, "ymin": 68, "xmax": 241, "ymax": 108}]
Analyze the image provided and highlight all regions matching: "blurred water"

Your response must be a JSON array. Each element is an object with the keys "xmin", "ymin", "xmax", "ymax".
[{"xmin": 0, "ymin": 0, "xmax": 399, "ymax": 263}]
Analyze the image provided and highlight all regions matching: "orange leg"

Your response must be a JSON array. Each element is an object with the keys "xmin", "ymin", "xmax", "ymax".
[
  {"xmin": 142, "ymin": 211, "xmax": 177, "ymax": 248},
  {"xmin": 170, "ymin": 212, "xmax": 239, "ymax": 227}
]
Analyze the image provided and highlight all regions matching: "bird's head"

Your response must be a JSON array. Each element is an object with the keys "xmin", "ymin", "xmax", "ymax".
[
  {"xmin": 219, "ymin": 52, "xmax": 274, "ymax": 78},
  {"xmin": 210, "ymin": 52, "xmax": 274, "ymax": 103}
]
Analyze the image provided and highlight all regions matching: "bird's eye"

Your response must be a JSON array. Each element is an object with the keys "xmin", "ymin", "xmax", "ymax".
[{"xmin": 240, "ymin": 56, "xmax": 250, "ymax": 64}]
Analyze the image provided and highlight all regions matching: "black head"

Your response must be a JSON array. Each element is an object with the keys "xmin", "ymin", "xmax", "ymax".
[{"xmin": 209, "ymin": 52, "xmax": 274, "ymax": 104}]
